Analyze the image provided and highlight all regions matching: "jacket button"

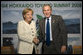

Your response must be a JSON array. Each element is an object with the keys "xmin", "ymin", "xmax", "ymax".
[
  {"xmin": 32, "ymin": 35, "xmax": 34, "ymax": 36},
  {"xmin": 31, "ymin": 28, "xmax": 33, "ymax": 30},
  {"xmin": 32, "ymin": 31, "xmax": 34, "ymax": 33}
]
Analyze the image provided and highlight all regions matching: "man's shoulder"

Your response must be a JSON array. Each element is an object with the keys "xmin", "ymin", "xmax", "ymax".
[
  {"xmin": 39, "ymin": 18, "xmax": 45, "ymax": 22},
  {"xmin": 52, "ymin": 15, "xmax": 63, "ymax": 21},
  {"xmin": 52, "ymin": 15, "xmax": 62, "ymax": 18}
]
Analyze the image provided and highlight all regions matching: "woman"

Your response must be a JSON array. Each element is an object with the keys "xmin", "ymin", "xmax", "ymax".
[{"xmin": 17, "ymin": 8, "xmax": 39, "ymax": 54}]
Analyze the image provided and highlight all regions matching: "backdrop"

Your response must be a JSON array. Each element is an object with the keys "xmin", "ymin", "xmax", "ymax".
[{"xmin": 1, "ymin": 1, "xmax": 82, "ymax": 49}]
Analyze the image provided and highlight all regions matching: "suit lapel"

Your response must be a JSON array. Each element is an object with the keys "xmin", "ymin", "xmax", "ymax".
[
  {"xmin": 51, "ymin": 15, "xmax": 56, "ymax": 40},
  {"xmin": 51, "ymin": 15, "xmax": 54, "ymax": 33},
  {"xmin": 43, "ymin": 18, "xmax": 45, "ymax": 36}
]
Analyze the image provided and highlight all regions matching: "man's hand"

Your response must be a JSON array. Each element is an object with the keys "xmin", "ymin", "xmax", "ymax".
[
  {"xmin": 61, "ymin": 45, "xmax": 66, "ymax": 53},
  {"xmin": 33, "ymin": 37, "xmax": 39, "ymax": 44}
]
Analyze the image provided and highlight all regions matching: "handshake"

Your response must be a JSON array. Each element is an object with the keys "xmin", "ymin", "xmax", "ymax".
[{"xmin": 33, "ymin": 37, "xmax": 39, "ymax": 45}]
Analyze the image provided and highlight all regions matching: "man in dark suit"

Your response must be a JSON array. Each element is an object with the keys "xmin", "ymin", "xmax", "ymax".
[{"xmin": 38, "ymin": 4, "xmax": 67, "ymax": 54}]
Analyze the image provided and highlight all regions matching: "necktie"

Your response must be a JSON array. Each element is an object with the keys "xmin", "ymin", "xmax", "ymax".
[{"xmin": 46, "ymin": 19, "xmax": 50, "ymax": 46}]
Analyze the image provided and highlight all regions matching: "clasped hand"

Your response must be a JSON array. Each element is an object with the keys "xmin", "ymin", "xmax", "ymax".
[{"xmin": 33, "ymin": 37, "xmax": 39, "ymax": 44}]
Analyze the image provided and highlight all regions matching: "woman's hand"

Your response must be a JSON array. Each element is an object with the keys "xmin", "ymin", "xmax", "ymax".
[{"xmin": 33, "ymin": 37, "xmax": 39, "ymax": 44}]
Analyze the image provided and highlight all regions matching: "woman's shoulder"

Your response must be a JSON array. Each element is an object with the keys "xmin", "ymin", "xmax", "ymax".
[{"xmin": 32, "ymin": 20, "xmax": 36, "ymax": 24}]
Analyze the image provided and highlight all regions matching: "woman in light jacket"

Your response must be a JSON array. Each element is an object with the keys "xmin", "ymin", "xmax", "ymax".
[{"xmin": 17, "ymin": 8, "xmax": 39, "ymax": 54}]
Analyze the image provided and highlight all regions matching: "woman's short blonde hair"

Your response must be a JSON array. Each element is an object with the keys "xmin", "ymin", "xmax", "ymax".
[{"xmin": 22, "ymin": 8, "xmax": 34, "ymax": 20}]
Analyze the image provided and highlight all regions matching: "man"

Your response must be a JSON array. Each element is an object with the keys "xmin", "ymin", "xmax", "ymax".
[{"xmin": 38, "ymin": 4, "xmax": 67, "ymax": 54}]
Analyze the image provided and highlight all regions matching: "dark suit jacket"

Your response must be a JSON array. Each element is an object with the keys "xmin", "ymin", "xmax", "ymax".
[{"xmin": 38, "ymin": 15, "xmax": 67, "ymax": 54}]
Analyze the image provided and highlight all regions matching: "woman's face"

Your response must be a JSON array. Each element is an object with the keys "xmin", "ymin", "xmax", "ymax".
[{"xmin": 24, "ymin": 11, "xmax": 33, "ymax": 22}]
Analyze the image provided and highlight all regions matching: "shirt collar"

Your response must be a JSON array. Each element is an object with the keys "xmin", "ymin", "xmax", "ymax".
[{"xmin": 46, "ymin": 16, "xmax": 51, "ymax": 20}]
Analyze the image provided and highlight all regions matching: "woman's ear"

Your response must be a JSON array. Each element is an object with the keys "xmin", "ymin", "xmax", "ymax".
[{"xmin": 24, "ymin": 15, "xmax": 26, "ymax": 18}]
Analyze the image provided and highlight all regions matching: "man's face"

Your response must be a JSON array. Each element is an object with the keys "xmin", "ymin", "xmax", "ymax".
[
  {"xmin": 43, "ymin": 6, "xmax": 52, "ymax": 18},
  {"xmin": 24, "ymin": 11, "xmax": 33, "ymax": 22}
]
